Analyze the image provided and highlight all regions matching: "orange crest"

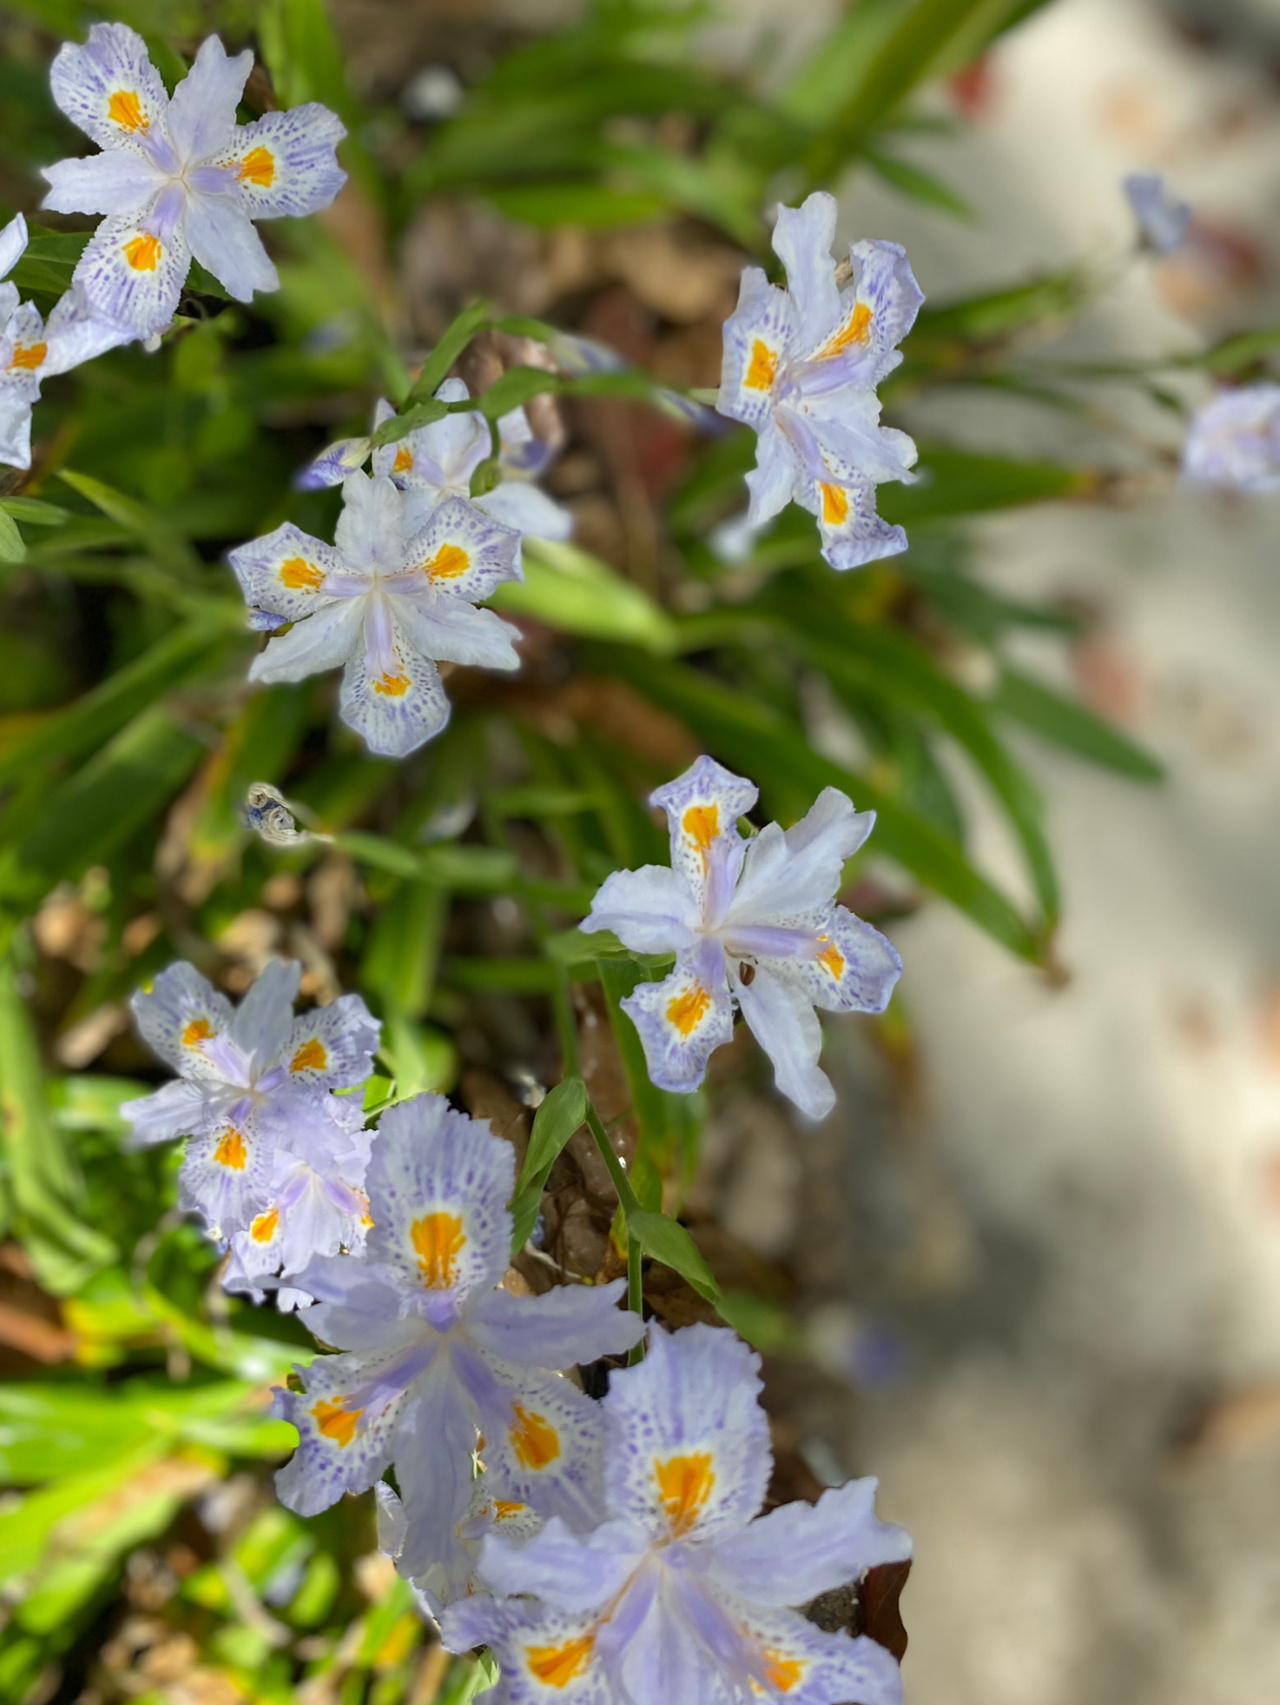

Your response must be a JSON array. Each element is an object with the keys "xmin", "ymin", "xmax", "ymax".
[
  {"xmin": 510, "ymin": 1403, "xmax": 560, "ymax": 1469},
  {"xmin": 123, "ymin": 233, "xmax": 161, "ymax": 272},
  {"xmin": 290, "ymin": 1037, "xmax": 328, "ymax": 1073},
  {"xmin": 654, "ymin": 1450, "xmax": 715, "ymax": 1535},
  {"xmin": 411, "ymin": 1211, "xmax": 466, "ymax": 1289}
]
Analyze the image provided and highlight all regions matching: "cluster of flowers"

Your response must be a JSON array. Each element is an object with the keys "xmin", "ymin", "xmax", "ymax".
[{"xmin": 125, "ymin": 754, "xmax": 905, "ymax": 1700}]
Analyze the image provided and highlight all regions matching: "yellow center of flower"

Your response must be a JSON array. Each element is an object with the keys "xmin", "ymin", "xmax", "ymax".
[
  {"xmin": 654, "ymin": 1450, "xmax": 715, "ymax": 1535},
  {"xmin": 213, "ymin": 1129, "xmax": 247, "ymax": 1170},
  {"xmin": 8, "ymin": 342, "xmax": 46, "ymax": 372},
  {"xmin": 250, "ymin": 1208, "xmax": 279, "ymax": 1243},
  {"xmin": 182, "ymin": 1017, "xmax": 214, "ymax": 1046},
  {"xmin": 290, "ymin": 1037, "xmax": 328, "ymax": 1073},
  {"xmin": 124, "ymin": 232, "xmax": 161, "ymax": 272},
  {"xmin": 819, "ymin": 482, "xmax": 849, "ymax": 525},
  {"xmin": 820, "ymin": 301, "xmax": 873, "ymax": 357},
  {"xmin": 525, "ymin": 1634, "xmax": 594, "ymax": 1688},
  {"xmin": 375, "ymin": 671, "xmax": 411, "ymax": 696},
  {"xmin": 816, "ymin": 936, "xmax": 845, "ymax": 978},
  {"xmin": 666, "ymin": 985, "xmax": 711, "ymax": 1038},
  {"xmin": 280, "ymin": 556, "xmax": 325, "ymax": 591},
  {"xmin": 313, "ymin": 1398, "xmax": 362, "ymax": 1446},
  {"xmin": 510, "ymin": 1404, "xmax": 560, "ymax": 1469},
  {"xmin": 682, "ymin": 803, "xmax": 719, "ymax": 858},
  {"xmin": 762, "ymin": 1649, "xmax": 806, "ymax": 1692},
  {"xmin": 393, "ymin": 445, "xmax": 415, "ymax": 473},
  {"xmin": 237, "ymin": 146, "xmax": 275, "ymax": 187},
  {"xmin": 426, "ymin": 543, "xmax": 470, "ymax": 581},
  {"xmin": 744, "ymin": 339, "xmax": 777, "ymax": 391},
  {"xmin": 411, "ymin": 1211, "xmax": 466, "ymax": 1288},
  {"xmin": 108, "ymin": 89, "xmax": 148, "ymax": 133}
]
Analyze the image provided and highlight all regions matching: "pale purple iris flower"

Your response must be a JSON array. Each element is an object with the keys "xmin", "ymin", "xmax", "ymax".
[
  {"xmin": 581, "ymin": 756, "xmax": 901, "ymax": 1121},
  {"xmin": 1182, "ymin": 383, "xmax": 1280, "ymax": 491},
  {"xmin": 717, "ymin": 191, "xmax": 923, "ymax": 571},
  {"xmin": 299, "ymin": 379, "xmax": 573, "ymax": 567},
  {"xmin": 0, "ymin": 212, "xmax": 133, "ymax": 468},
  {"xmin": 229, "ymin": 470, "xmax": 523, "ymax": 757},
  {"xmin": 443, "ymin": 1322, "xmax": 911, "ymax": 1705},
  {"xmin": 272, "ymin": 1094, "xmax": 643, "ymax": 1588},
  {"xmin": 1123, "ymin": 172, "xmax": 1191, "ymax": 255},
  {"xmin": 41, "ymin": 25, "xmax": 345, "ymax": 335},
  {"xmin": 120, "ymin": 958, "xmax": 379, "ymax": 1240}
]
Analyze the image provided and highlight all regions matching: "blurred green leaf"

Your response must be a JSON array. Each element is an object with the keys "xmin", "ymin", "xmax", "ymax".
[
  {"xmin": 628, "ymin": 1209, "xmax": 720, "ymax": 1302},
  {"xmin": 491, "ymin": 538, "xmax": 677, "ymax": 650},
  {"xmin": 0, "ymin": 506, "xmax": 25, "ymax": 563},
  {"xmin": 993, "ymin": 668, "xmax": 1165, "ymax": 778}
]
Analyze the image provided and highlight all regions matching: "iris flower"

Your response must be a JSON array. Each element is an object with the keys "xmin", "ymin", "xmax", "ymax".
[
  {"xmin": 1182, "ymin": 383, "xmax": 1280, "ymax": 491},
  {"xmin": 0, "ymin": 212, "xmax": 132, "ymax": 468},
  {"xmin": 581, "ymin": 756, "xmax": 901, "ymax": 1120},
  {"xmin": 121, "ymin": 959, "xmax": 379, "ymax": 1238},
  {"xmin": 1123, "ymin": 172, "xmax": 1191, "ymax": 255},
  {"xmin": 444, "ymin": 1322, "xmax": 911, "ymax": 1705},
  {"xmin": 230, "ymin": 471, "xmax": 523, "ymax": 756},
  {"xmin": 41, "ymin": 25, "xmax": 345, "ymax": 335},
  {"xmin": 301, "ymin": 380, "xmax": 573, "ymax": 561},
  {"xmin": 717, "ymin": 191, "xmax": 922, "ymax": 571},
  {"xmin": 273, "ymin": 1094, "xmax": 644, "ymax": 1586}
]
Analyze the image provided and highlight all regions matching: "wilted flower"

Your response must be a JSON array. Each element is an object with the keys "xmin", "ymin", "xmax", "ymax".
[
  {"xmin": 581, "ymin": 756, "xmax": 901, "ymax": 1120},
  {"xmin": 0, "ymin": 212, "xmax": 133, "ymax": 468},
  {"xmin": 273, "ymin": 1094, "xmax": 643, "ymax": 1588},
  {"xmin": 121, "ymin": 958, "xmax": 379, "ymax": 1238},
  {"xmin": 444, "ymin": 1322, "xmax": 911, "ymax": 1705},
  {"xmin": 1182, "ymin": 383, "xmax": 1280, "ymax": 491},
  {"xmin": 717, "ymin": 191, "xmax": 922, "ymax": 571},
  {"xmin": 1123, "ymin": 172, "xmax": 1190, "ymax": 255},
  {"xmin": 300, "ymin": 380, "xmax": 573, "ymax": 561},
  {"xmin": 229, "ymin": 470, "xmax": 523, "ymax": 757},
  {"xmin": 41, "ymin": 25, "xmax": 345, "ymax": 334}
]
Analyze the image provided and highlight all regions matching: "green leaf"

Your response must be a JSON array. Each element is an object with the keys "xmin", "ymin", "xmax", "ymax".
[
  {"xmin": 879, "ymin": 446, "xmax": 1094, "ymax": 522},
  {"xmin": 490, "ymin": 538, "xmax": 677, "ymax": 651},
  {"xmin": 517, "ymin": 1076, "xmax": 588, "ymax": 1193},
  {"xmin": 993, "ymin": 668, "xmax": 1165, "ymax": 779},
  {"xmin": 864, "ymin": 146, "xmax": 974, "ymax": 218},
  {"xmin": 0, "ymin": 496, "xmax": 68, "ymax": 527},
  {"xmin": 627, "ymin": 1209, "xmax": 720, "ymax": 1302},
  {"xmin": 407, "ymin": 300, "xmax": 493, "ymax": 404},
  {"xmin": 0, "ymin": 507, "xmax": 25, "ymax": 563},
  {"xmin": 56, "ymin": 468, "xmax": 199, "ymax": 576},
  {"xmin": 7, "ymin": 228, "xmax": 90, "ymax": 300},
  {"xmin": 485, "ymin": 182, "xmax": 667, "ymax": 227},
  {"xmin": 911, "ymin": 270, "xmax": 1088, "ymax": 342}
]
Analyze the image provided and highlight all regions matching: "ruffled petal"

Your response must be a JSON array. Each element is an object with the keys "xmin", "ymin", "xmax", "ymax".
[
  {"xmin": 442, "ymin": 1596, "xmax": 611, "ymax": 1703},
  {"xmin": 131, "ymin": 961, "xmax": 236, "ymax": 1078},
  {"xmin": 119, "ymin": 1078, "xmax": 208, "ymax": 1149},
  {"xmin": 41, "ymin": 147, "xmax": 163, "ymax": 216},
  {"xmin": 48, "ymin": 23, "xmax": 171, "ymax": 154},
  {"xmin": 274, "ymin": 1343, "xmax": 412, "ymax": 1516},
  {"xmin": 0, "ymin": 213, "xmax": 27, "ymax": 282},
  {"xmin": 474, "ymin": 1367, "xmax": 612, "ymax": 1533},
  {"xmin": 650, "ymin": 754, "xmax": 756, "ymax": 921},
  {"xmin": 165, "ymin": 36, "xmax": 251, "ymax": 166},
  {"xmin": 771, "ymin": 190, "xmax": 843, "ymax": 354},
  {"xmin": 620, "ymin": 947, "xmax": 734, "ymax": 1095},
  {"xmin": 215, "ymin": 104, "xmax": 347, "ymax": 220},
  {"xmin": 230, "ymin": 956, "xmax": 300, "ymax": 1063},
  {"xmin": 297, "ymin": 434, "xmax": 371, "ymax": 490},
  {"xmin": 364, "ymin": 1093, "xmax": 514, "ymax": 1309},
  {"xmin": 390, "ymin": 1358, "xmax": 482, "ymax": 1579},
  {"xmin": 764, "ymin": 903, "xmax": 902, "ymax": 1017},
  {"xmin": 401, "ymin": 493, "xmax": 522, "ymax": 602},
  {"xmin": 718, "ymin": 264, "xmax": 798, "ymax": 436},
  {"xmin": 0, "ymin": 395, "xmax": 32, "ymax": 470},
  {"xmin": 469, "ymin": 1278, "xmax": 643, "ymax": 1370},
  {"xmin": 727, "ymin": 1603, "xmax": 904, "ymax": 1705},
  {"xmin": 248, "ymin": 596, "xmax": 363, "ymax": 685},
  {"xmin": 183, "ymin": 189, "xmax": 278, "ymax": 304},
  {"xmin": 1183, "ymin": 383, "xmax": 1280, "ymax": 490},
  {"xmin": 283, "ymin": 991, "xmax": 381, "ymax": 1089},
  {"xmin": 228, "ymin": 519, "xmax": 346, "ymax": 624},
  {"xmin": 603, "ymin": 1322, "xmax": 771, "ymax": 1543},
  {"xmin": 476, "ymin": 480, "xmax": 574, "ymax": 541},
  {"xmin": 42, "ymin": 288, "xmax": 136, "ymax": 376},
  {"xmin": 72, "ymin": 208, "xmax": 189, "ymax": 336},
  {"xmin": 393, "ymin": 595, "xmax": 523, "ymax": 671},
  {"xmin": 792, "ymin": 392, "xmax": 918, "ymax": 490},
  {"xmin": 476, "ymin": 1515, "xmax": 640, "ymax": 1613},
  {"xmin": 727, "ymin": 789, "xmax": 873, "ymax": 926},
  {"xmin": 707, "ymin": 1476, "xmax": 911, "ymax": 1608},
  {"xmin": 795, "ymin": 239, "xmax": 923, "ymax": 389},
  {"xmin": 335, "ymin": 470, "xmax": 405, "ymax": 573},
  {"xmin": 338, "ymin": 615, "xmax": 450, "ymax": 756},
  {"xmin": 803, "ymin": 474, "xmax": 908, "ymax": 571},
  {"xmin": 179, "ymin": 1115, "xmax": 273, "ymax": 1235},
  {"xmin": 580, "ymin": 865, "xmax": 701, "ymax": 956},
  {"xmin": 733, "ymin": 965, "xmax": 833, "ymax": 1121},
  {"xmin": 745, "ymin": 415, "xmax": 802, "ymax": 526}
]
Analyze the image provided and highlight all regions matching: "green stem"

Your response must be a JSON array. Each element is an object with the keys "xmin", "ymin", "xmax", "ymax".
[
  {"xmin": 585, "ymin": 1102, "xmax": 646, "ymax": 1356},
  {"xmin": 627, "ymin": 1236, "xmax": 644, "ymax": 1364},
  {"xmin": 551, "ymin": 966, "xmax": 582, "ymax": 1080}
]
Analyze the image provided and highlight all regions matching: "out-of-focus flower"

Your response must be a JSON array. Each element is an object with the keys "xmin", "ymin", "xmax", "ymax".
[
  {"xmin": 272, "ymin": 1094, "xmax": 643, "ymax": 1590},
  {"xmin": 717, "ymin": 191, "xmax": 922, "ymax": 571},
  {"xmin": 300, "ymin": 381, "xmax": 573, "ymax": 563},
  {"xmin": 581, "ymin": 756, "xmax": 901, "ymax": 1120},
  {"xmin": 121, "ymin": 959, "xmax": 379, "ymax": 1238},
  {"xmin": 41, "ymin": 25, "xmax": 345, "ymax": 334},
  {"xmin": 1182, "ymin": 383, "xmax": 1280, "ymax": 491},
  {"xmin": 229, "ymin": 471, "xmax": 522, "ymax": 757},
  {"xmin": 1123, "ymin": 172, "xmax": 1191, "ymax": 255},
  {"xmin": 377, "ymin": 1475, "xmax": 549, "ymax": 1621},
  {"xmin": 443, "ymin": 1322, "xmax": 911, "ymax": 1705},
  {"xmin": 0, "ymin": 212, "xmax": 133, "ymax": 468}
]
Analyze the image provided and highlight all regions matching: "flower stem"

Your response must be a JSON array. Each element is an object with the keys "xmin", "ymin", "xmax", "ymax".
[{"xmin": 585, "ymin": 1101, "xmax": 646, "ymax": 1357}]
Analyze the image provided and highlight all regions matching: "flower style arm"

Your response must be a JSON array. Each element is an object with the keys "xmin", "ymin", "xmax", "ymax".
[{"xmin": 468, "ymin": 1278, "xmax": 644, "ymax": 1368}]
